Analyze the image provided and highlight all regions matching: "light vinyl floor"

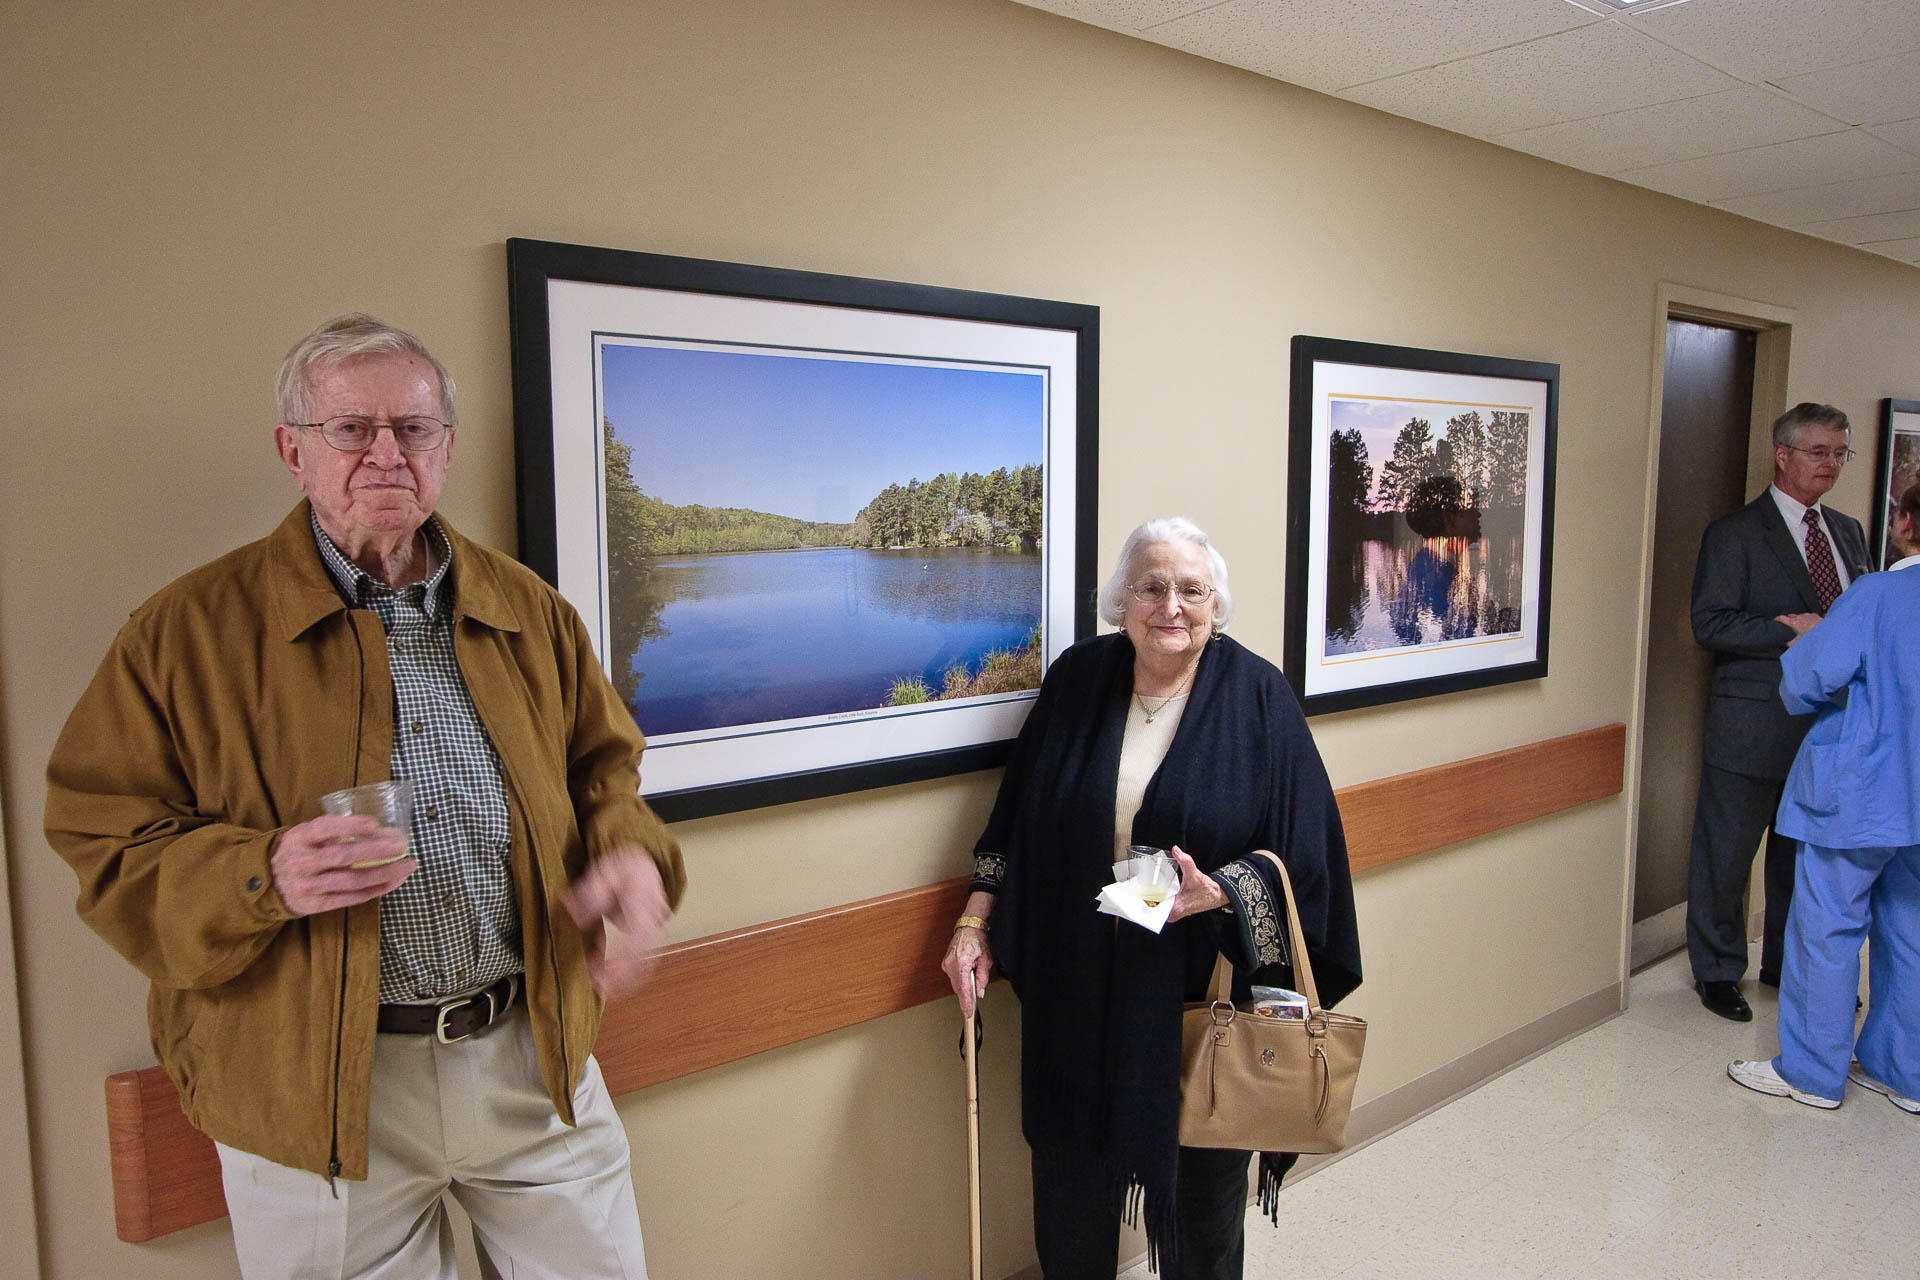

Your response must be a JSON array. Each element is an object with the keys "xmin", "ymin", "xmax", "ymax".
[{"xmin": 1124, "ymin": 948, "xmax": 1920, "ymax": 1279}]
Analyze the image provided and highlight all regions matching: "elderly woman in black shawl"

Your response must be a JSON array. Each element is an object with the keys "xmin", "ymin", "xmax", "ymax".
[{"xmin": 941, "ymin": 517, "xmax": 1362, "ymax": 1279}]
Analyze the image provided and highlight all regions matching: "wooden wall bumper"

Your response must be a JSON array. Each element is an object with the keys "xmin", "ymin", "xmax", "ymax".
[
  {"xmin": 1338, "ymin": 722, "xmax": 1626, "ymax": 874},
  {"xmin": 596, "ymin": 876, "xmax": 970, "ymax": 1095},
  {"xmin": 104, "ymin": 723, "xmax": 1624, "ymax": 1242}
]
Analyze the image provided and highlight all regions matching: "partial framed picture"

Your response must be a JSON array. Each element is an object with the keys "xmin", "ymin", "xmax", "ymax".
[
  {"xmin": 1284, "ymin": 335, "xmax": 1558, "ymax": 715},
  {"xmin": 1871, "ymin": 398, "xmax": 1920, "ymax": 570},
  {"xmin": 508, "ymin": 239, "xmax": 1097, "ymax": 820}
]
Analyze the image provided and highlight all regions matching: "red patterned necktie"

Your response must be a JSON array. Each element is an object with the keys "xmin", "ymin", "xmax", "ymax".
[{"xmin": 1803, "ymin": 507, "xmax": 1842, "ymax": 612}]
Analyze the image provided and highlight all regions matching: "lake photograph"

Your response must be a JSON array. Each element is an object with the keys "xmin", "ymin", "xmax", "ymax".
[
  {"xmin": 1323, "ymin": 395, "xmax": 1531, "ymax": 657},
  {"xmin": 599, "ymin": 340, "xmax": 1046, "ymax": 738}
]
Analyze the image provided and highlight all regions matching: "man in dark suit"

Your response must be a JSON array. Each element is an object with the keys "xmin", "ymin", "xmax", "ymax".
[{"xmin": 1687, "ymin": 402, "xmax": 1871, "ymax": 1021}]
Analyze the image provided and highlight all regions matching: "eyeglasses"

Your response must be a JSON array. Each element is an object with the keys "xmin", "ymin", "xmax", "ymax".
[
  {"xmin": 1127, "ymin": 578, "xmax": 1214, "ymax": 607},
  {"xmin": 295, "ymin": 415, "xmax": 452, "ymax": 453},
  {"xmin": 1779, "ymin": 443, "xmax": 1855, "ymax": 464}
]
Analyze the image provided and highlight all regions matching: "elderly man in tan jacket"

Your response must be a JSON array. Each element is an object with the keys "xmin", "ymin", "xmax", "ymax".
[{"xmin": 47, "ymin": 314, "xmax": 683, "ymax": 1280}]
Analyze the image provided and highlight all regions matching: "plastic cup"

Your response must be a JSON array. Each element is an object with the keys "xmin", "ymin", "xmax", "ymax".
[
  {"xmin": 319, "ymin": 779, "xmax": 413, "ymax": 868},
  {"xmin": 1124, "ymin": 845, "xmax": 1179, "ymax": 907}
]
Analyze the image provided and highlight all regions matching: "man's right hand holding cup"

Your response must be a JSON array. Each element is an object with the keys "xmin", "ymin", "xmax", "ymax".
[{"xmin": 269, "ymin": 814, "xmax": 416, "ymax": 916}]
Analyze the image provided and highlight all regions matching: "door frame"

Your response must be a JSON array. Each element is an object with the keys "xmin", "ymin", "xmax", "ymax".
[
  {"xmin": 1623, "ymin": 284, "xmax": 1795, "ymax": 972},
  {"xmin": 0, "ymin": 784, "xmax": 42, "ymax": 1277}
]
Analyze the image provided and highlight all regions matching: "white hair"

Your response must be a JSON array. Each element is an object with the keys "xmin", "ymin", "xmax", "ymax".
[
  {"xmin": 276, "ymin": 313, "xmax": 457, "ymax": 425},
  {"xmin": 1097, "ymin": 516, "xmax": 1235, "ymax": 631},
  {"xmin": 1770, "ymin": 401, "xmax": 1849, "ymax": 447}
]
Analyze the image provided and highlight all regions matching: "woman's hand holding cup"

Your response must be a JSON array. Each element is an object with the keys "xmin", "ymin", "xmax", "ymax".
[{"xmin": 1164, "ymin": 845, "xmax": 1228, "ymax": 923}]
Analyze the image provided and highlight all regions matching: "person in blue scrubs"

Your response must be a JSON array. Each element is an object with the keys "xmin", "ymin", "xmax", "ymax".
[{"xmin": 1729, "ymin": 481, "xmax": 1920, "ymax": 1112}]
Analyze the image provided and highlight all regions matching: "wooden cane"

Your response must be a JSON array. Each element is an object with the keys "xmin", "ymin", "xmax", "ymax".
[{"xmin": 965, "ymin": 982, "xmax": 982, "ymax": 1280}]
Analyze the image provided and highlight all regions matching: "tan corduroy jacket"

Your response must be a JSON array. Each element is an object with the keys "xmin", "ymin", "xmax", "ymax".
[{"xmin": 46, "ymin": 502, "xmax": 685, "ymax": 1180}]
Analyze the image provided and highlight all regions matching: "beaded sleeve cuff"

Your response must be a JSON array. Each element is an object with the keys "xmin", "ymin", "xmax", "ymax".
[
  {"xmin": 970, "ymin": 851, "xmax": 1006, "ymax": 895},
  {"xmin": 1213, "ymin": 858, "xmax": 1289, "ymax": 969}
]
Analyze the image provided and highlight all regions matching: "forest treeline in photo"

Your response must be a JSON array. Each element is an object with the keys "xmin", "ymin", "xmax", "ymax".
[
  {"xmin": 849, "ymin": 464, "xmax": 1043, "ymax": 549},
  {"xmin": 603, "ymin": 423, "xmax": 852, "ymax": 557},
  {"xmin": 1330, "ymin": 408, "xmax": 1530, "ymax": 538}
]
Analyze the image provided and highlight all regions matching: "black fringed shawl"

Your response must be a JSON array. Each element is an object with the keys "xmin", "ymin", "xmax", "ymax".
[{"xmin": 976, "ymin": 632, "xmax": 1361, "ymax": 1265}]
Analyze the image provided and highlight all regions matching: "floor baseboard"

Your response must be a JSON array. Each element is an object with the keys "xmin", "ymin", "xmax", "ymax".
[
  {"xmin": 1290, "ymin": 981, "xmax": 1624, "ymax": 1182},
  {"xmin": 1631, "ymin": 903, "xmax": 1686, "ymax": 971},
  {"xmin": 1089, "ymin": 981, "xmax": 1625, "ymax": 1279}
]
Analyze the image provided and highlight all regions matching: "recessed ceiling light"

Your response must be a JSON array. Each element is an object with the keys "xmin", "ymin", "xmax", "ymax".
[{"xmin": 1573, "ymin": 0, "xmax": 1695, "ymax": 13}]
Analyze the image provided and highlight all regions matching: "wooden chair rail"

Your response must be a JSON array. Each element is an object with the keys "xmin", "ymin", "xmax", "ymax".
[
  {"xmin": 1338, "ymin": 721, "xmax": 1626, "ymax": 873},
  {"xmin": 104, "ymin": 722, "xmax": 1624, "ymax": 1241}
]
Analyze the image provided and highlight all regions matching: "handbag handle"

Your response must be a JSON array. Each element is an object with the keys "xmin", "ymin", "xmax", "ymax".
[{"xmin": 1202, "ymin": 850, "xmax": 1322, "ymax": 1010}]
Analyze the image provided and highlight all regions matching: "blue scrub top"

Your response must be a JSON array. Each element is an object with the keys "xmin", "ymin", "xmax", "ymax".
[{"xmin": 1776, "ymin": 557, "xmax": 1920, "ymax": 849}]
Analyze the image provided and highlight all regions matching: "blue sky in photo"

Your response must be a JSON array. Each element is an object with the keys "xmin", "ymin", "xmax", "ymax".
[{"xmin": 600, "ymin": 341, "xmax": 1045, "ymax": 524}]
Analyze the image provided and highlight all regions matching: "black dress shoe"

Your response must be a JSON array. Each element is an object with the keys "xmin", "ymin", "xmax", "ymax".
[{"xmin": 1697, "ymin": 980, "xmax": 1753, "ymax": 1022}]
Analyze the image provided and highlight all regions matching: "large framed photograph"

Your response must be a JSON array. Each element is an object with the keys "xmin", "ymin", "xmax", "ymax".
[
  {"xmin": 1871, "ymin": 398, "xmax": 1920, "ymax": 570},
  {"xmin": 1284, "ymin": 335, "xmax": 1558, "ymax": 715},
  {"xmin": 508, "ymin": 240, "xmax": 1097, "ymax": 820}
]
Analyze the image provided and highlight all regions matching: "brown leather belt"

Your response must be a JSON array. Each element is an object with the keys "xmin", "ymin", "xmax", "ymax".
[{"xmin": 377, "ymin": 975, "xmax": 520, "ymax": 1043}]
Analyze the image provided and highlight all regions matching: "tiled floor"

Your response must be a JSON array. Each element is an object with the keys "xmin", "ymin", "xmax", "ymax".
[{"xmin": 1123, "ymin": 948, "xmax": 1919, "ymax": 1278}]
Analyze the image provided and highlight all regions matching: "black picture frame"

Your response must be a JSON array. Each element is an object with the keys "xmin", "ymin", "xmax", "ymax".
[
  {"xmin": 1870, "ymin": 398, "xmax": 1920, "ymax": 570},
  {"xmin": 507, "ymin": 238, "xmax": 1098, "ymax": 820},
  {"xmin": 1284, "ymin": 335, "xmax": 1558, "ymax": 715}
]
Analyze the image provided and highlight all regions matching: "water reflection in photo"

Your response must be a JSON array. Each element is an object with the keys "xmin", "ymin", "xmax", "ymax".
[
  {"xmin": 1326, "ymin": 529, "xmax": 1522, "ymax": 655},
  {"xmin": 626, "ymin": 546, "xmax": 1041, "ymax": 735}
]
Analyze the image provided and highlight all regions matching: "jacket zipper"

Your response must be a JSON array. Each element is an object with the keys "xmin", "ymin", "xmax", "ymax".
[
  {"xmin": 451, "ymin": 629, "xmax": 574, "ymax": 1106},
  {"xmin": 329, "ymin": 609, "xmax": 370, "ymax": 1196},
  {"xmin": 327, "ymin": 919, "xmax": 347, "ymax": 1195}
]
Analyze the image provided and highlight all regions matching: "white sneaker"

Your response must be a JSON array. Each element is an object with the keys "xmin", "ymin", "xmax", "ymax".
[
  {"xmin": 1728, "ymin": 1058, "xmax": 1841, "ymax": 1109},
  {"xmin": 1848, "ymin": 1061, "xmax": 1920, "ymax": 1114}
]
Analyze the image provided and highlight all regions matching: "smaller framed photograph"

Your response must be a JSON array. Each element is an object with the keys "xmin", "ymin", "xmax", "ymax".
[
  {"xmin": 1285, "ymin": 335, "xmax": 1558, "ymax": 715},
  {"xmin": 1870, "ymin": 398, "xmax": 1920, "ymax": 570}
]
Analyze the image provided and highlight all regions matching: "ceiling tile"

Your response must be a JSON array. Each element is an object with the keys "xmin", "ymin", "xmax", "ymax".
[
  {"xmin": 1629, "ymin": 0, "xmax": 1920, "ymax": 83},
  {"xmin": 1010, "ymin": 1, "xmax": 1216, "ymax": 33},
  {"xmin": 1870, "ymin": 117, "xmax": 1920, "ymax": 157},
  {"xmin": 1559, "ymin": 0, "xmax": 1692, "ymax": 13},
  {"xmin": 1861, "ymin": 234, "xmax": 1920, "ymax": 262},
  {"xmin": 1621, "ymin": 130, "xmax": 1920, "ymax": 203},
  {"xmin": 1142, "ymin": 0, "xmax": 1599, "ymax": 96},
  {"xmin": 1771, "ymin": 49, "xmax": 1920, "ymax": 126},
  {"xmin": 1714, "ymin": 171, "xmax": 1920, "ymax": 224},
  {"xmin": 1017, "ymin": 0, "xmax": 1920, "ymax": 257},
  {"xmin": 1796, "ymin": 207, "xmax": 1920, "ymax": 245},
  {"xmin": 1340, "ymin": 21, "xmax": 1737, "ymax": 139},
  {"xmin": 1493, "ymin": 85, "xmax": 1845, "ymax": 173}
]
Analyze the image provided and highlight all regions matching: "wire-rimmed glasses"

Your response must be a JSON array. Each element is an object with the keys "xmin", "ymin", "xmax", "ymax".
[
  {"xmin": 1127, "ymin": 578, "xmax": 1213, "ymax": 607},
  {"xmin": 294, "ymin": 416, "xmax": 453, "ymax": 452},
  {"xmin": 1778, "ymin": 443, "xmax": 1855, "ymax": 464}
]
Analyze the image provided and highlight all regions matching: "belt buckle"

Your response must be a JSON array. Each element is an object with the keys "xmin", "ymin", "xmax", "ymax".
[{"xmin": 435, "ymin": 988, "xmax": 495, "ymax": 1044}]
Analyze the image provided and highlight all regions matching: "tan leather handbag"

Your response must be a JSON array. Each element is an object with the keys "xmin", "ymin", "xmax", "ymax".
[{"xmin": 1178, "ymin": 852, "xmax": 1366, "ymax": 1154}]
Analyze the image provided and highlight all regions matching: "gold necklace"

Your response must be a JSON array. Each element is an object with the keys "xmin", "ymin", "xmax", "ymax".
[{"xmin": 1133, "ymin": 666, "xmax": 1196, "ymax": 724}]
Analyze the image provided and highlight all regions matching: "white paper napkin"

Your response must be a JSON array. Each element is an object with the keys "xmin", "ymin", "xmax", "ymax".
[{"xmin": 1096, "ymin": 874, "xmax": 1178, "ymax": 933}]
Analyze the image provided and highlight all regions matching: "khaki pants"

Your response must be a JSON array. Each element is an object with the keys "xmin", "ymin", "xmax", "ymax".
[{"xmin": 217, "ymin": 1005, "xmax": 648, "ymax": 1280}]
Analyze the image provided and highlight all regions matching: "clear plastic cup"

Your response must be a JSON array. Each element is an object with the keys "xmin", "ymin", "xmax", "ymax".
[
  {"xmin": 319, "ymin": 779, "xmax": 413, "ymax": 868},
  {"xmin": 1124, "ymin": 845, "xmax": 1179, "ymax": 908}
]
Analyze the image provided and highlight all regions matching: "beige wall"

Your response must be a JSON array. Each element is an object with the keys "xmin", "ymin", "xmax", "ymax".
[
  {"xmin": 0, "ymin": 787, "xmax": 45, "ymax": 1279},
  {"xmin": 4, "ymin": 0, "xmax": 1915, "ymax": 1276}
]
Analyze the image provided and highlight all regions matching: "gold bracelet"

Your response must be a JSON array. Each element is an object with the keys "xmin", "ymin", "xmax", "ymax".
[{"xmin": 954, "ymin": 915, "xmax": 991, "ymax": 932}]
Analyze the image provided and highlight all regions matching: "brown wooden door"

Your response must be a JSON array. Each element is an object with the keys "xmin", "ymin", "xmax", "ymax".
[{"xmin": 1635, "ymin": 319, "xmax": 1755, "ymax": 927}]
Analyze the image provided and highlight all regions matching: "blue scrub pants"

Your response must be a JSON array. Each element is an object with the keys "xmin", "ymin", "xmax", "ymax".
[{"xmin": 1774, "ymin": 841, "xmax": 1920, "ymax": 1103}]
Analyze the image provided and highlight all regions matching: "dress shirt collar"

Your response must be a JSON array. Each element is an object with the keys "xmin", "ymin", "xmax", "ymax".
[
  {"xmin": 311, "ymin": 511, "xmax": 453, "ymax": 615},
  {"xmin": 1769, "ymin": 484, "xmax": 1827, "ymax": 529}
]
